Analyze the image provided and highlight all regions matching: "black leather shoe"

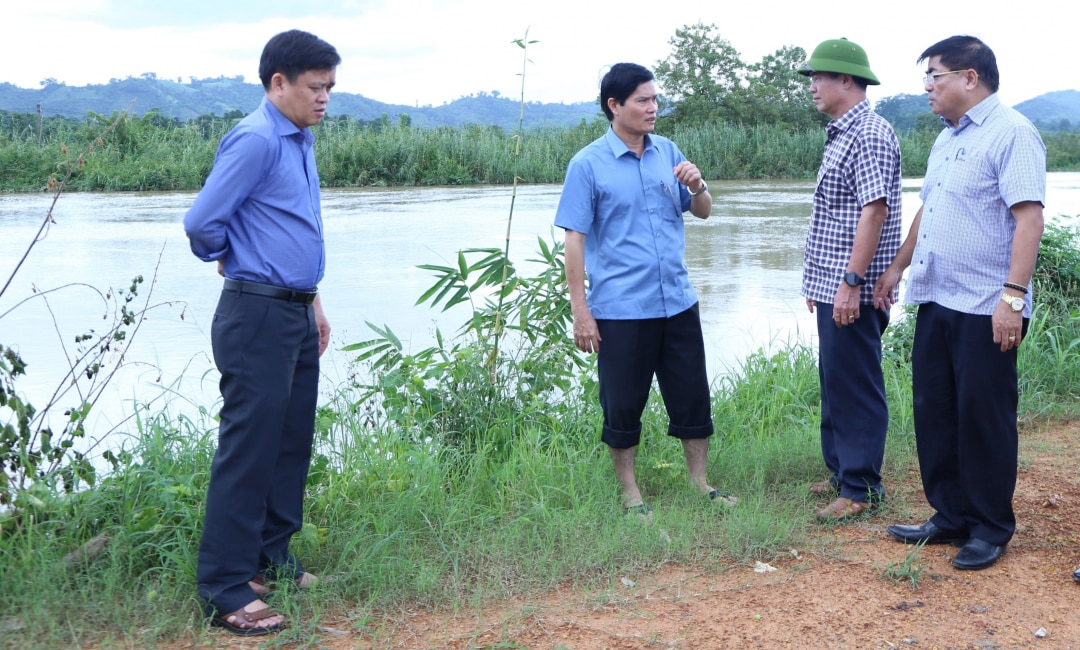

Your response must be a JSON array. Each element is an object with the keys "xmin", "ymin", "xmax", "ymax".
[
  {"xmin": 953, "ymin": 538, "xmax": 1006, "ymax": 570},
  {"xmin": 1072, "ymin": 566, "xmax": 1080, "ymax": 583},
  {"xmin": 886, "ymin": 521, "xmax": 968, "ymax": 545}
]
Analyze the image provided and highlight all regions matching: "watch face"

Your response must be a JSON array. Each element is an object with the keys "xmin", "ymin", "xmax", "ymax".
[{"xmin": 1011, "ymin": 298, "xmax": 1024, "ymax": 311}]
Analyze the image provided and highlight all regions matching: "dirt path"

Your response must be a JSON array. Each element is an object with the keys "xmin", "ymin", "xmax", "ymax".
[{"xmin": 194, "ymin": 420, "xmax": 1080, "ymax": 649}]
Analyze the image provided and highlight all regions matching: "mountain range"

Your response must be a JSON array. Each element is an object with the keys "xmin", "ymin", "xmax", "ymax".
[
  {"xmin": 1, "ymin": 77, "xmax": 1077, "ymax": 132},
  {"xmin": 0, "ymin": 76, "xmax": 599, "ymax": 132}
]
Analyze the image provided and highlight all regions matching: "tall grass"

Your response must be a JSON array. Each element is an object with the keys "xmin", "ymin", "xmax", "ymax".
[{"xmin": 11, "ymin": 109, "xmax": 1077, "ymax": 191}]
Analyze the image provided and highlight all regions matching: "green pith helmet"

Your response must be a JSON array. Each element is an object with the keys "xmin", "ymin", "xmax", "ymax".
[{"xmin": 798, "ymin": 38, "xmax": 880, "ymax": 85}]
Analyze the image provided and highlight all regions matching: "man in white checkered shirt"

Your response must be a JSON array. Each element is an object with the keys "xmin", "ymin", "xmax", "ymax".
[
  {"xmin": 874, "ymin": 35, "xmax": 1045, "ymax": 572},
  {"xmin": 797, "ymin": 38, "xmax": 903, "ymax": 522}
]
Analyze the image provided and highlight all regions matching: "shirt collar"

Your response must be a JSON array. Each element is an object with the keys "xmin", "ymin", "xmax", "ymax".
[
  {"xmin": 826, "ymin": 99, "xmax": 871, "ymax": 137},
  {"xmin": 942, "ymin": 93, "xmax": 1001, "ymax": 131},
  {"xmin": 259, "ymin": 97, "xmax": 314, "ymax": 143},
  {"xmin": 604, "ymin": 126, "xmax": 655, "ymax": 158}
]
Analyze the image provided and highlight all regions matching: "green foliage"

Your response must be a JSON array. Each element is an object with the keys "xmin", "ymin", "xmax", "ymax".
[
  {"xmin": 664, "ymin": 121, "xmax": 825, "ymax": 179},
  {"xmin": 743, "ymin": 46, "xmax": 827, "ymax": 131},
  {"xmin": 1035, "ymin": 221, "xmax": 1080, "ymax": 297},
  {"xmin": 874, "ymin": 93, "xmax": 932, "ymax": 133},
  {"xmin": 0, "ymin": 276, "xmax": 152, "ymax": 511},
  {"xmin": 653, "ymin": 22, "xmax": 745, "ymax": 126},
  {"xmin": 654, "ymin": 23, "xmax": 826, "ymax": 131},
  {"xmin": 3, "ymin": 109, "xmax": 1076, "ymax": 192},
  {"xmin": 1045, "ymin": 131, "xmax": 1080, "ymax": 172},
  {"xmin": 1018, "ymin": 219, "xmax": 1080, "ymax": 410},
  {"xmin": 343, "ymin": 235, "xmax": 586, "ymax": 457}
]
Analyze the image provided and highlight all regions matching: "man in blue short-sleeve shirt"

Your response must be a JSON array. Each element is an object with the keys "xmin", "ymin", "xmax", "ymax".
[
  {"xmin": 183, "ymin": 29, "xmax": 339, "ymax": 635},
  {"xmin": 875, "ymin": 36, "xmax": 1045, "ymax": 572},
  {"xmin": 555, "ymin": 62, "xmax": 736, "ymax": 517}
]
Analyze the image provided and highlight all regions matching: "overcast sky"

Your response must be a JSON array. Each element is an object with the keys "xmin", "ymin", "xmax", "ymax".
[{"xmin": 6, "ymin": 0, "xmax": 1077, "ymax": 110}]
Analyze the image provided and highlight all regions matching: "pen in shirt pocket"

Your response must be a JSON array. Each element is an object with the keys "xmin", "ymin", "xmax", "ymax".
[{"xmin": 660, "ymin": 180, "xmax": 680, "ymax": 214}]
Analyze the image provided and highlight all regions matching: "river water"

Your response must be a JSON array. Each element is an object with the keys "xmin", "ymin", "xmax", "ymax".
[{"xmin": 2, "ymin": 173, "xmax": 1078, "ymax": 443}]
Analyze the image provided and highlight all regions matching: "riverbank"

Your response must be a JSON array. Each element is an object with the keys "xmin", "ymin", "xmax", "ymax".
[
  {"xmin": 141, "ymin": 419, "xmax": 1080, "ymax": 650},
  {"xmin": 1, "ymin": 210, "xmax": 1078, "ymax": 650}
]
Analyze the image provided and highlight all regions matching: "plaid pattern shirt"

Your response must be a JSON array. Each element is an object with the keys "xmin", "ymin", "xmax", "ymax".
[
  {"xmin": 906, "ymin": 94, "xmax": 1046, "ymax": 317},
  {"xmin": 802, "ymin": 100, "xmax": 902, "ymax": 305}
]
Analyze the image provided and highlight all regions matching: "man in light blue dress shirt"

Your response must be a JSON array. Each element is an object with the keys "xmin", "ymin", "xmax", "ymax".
[
  {"xmin": 184, "ymin": 30, "xmax": 338, "ymax": 634},
  {"xmin": 555, "ymin": 63, "xmax": 735, "ymax": 517},
  {"xmin": 874, "ymin": 36, "xmax": 1045, "ymax": 571}
]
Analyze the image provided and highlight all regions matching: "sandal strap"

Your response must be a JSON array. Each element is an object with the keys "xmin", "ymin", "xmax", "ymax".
[{"xmin": 229, "ymin": 607, "xmax": 279, "ymax": 624}]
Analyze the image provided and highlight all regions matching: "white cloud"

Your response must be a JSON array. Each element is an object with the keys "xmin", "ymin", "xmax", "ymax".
[{"xmin": 4, "ymin": 0, "xmax": 1077, "ymax": 108}]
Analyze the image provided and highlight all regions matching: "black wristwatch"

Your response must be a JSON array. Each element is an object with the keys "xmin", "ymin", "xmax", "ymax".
[{"xmin": 843, "ymin": 271, "xmax": 866, "ymax": 287}]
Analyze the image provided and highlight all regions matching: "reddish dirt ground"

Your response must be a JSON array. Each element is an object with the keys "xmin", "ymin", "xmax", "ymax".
[{"xmin": 185, "ymin": 420, "xmax": 1080, "ymax": 649}]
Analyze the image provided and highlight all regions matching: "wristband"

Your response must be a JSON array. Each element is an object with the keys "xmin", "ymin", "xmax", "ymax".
[{"xmin": 1003, "ymin": 281, "xmax": 1027, "ymax": 294}]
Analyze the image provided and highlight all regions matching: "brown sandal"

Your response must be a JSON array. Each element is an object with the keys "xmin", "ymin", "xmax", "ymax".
[
  {"xmin": 816, "ymin": 497, "xmax": 872, "ymax": 520},
  {"xmin": 808, "ymin": 479, "xmax": 839, "ymax": 495},
  {"xmin": 211, "ymin": 605, "xmax": 286, "ymax": 636}
]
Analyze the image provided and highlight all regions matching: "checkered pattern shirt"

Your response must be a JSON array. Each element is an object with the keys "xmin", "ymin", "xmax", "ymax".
[
  {"xmin": 906, "ymin": 94, "xmax": 1046, "ymax": 316},
  {"xmin": 802, "ymin": 100, "xmax": 903, "ymax": 305}
]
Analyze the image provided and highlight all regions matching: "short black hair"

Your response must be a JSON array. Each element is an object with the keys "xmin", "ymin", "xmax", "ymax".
[
  {"xmin": 600, "ymin": 63, "xmax": 655, "ymax": 121},
  {"xmin": 259, "ymin": 30, "xmax": 341, "ymax": 90},
  {"xmin": 918, "ymin": 35, "xmax": 999, "ymax": 93}
]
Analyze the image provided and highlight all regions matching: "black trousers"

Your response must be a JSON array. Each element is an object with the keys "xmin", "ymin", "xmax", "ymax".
[
  {"xmin": 815, "ymin": 303, "xmax": 890, "ymax": 502},
  {"xmin": 913, "ymin": 302, "xmax": 1024, "ymax": 546},
  {"xmin": 596, "ymin": 303, "xmax": 713, "ymax": 449},
  {"xmin": 197, "ymin": 288, "xmax": 320, "ymax": 616}
]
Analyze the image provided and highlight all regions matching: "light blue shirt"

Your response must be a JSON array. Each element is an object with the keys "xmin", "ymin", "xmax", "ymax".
[
  {"xmin": 907, "ymin": 94, "xmax": 1046, "ymax": 316},
  {"xmin": 554, "ymin": 128, "xmax": 698, "ymax": 319},
  {"xmin": 183, "ymin": 98, "xmax": 325, "ymax": 291}
]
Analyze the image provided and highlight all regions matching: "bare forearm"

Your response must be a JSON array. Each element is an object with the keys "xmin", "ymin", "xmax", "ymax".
[
  {"xmin": 564, "ymin": 231, "xmax": 589, "ymax": 314},
  {"xmin": 1007, "ymin": 201, "xmax": 1044, "ymax": 287},
  {"xmin": 689, "ymin": 190, "xmax": 712, "ymax": 219},
  {"xmin": 847, "ymin": 199, "xmax": 887, "ymax": 275}
]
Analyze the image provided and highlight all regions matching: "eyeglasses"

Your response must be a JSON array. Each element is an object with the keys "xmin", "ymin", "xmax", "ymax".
[{"xmin": 923, "ymin": 69, "xmax": 968, "ymax": 85}]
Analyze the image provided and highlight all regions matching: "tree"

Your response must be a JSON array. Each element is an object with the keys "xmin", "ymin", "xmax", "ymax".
[
  {"xmin": 654, "ymin": 25, "xmax": 824, "ymax": 129},
  {"xmin": 742, "ymin": 46, "xmax": 826, "ymax": 130},
  {"xmin": 654, "ymin": 22, "xmax": 745, "ymax": 126},
  {"xmin": 874, "ymin": 93, "xmax": 932, "ymax": 132}
]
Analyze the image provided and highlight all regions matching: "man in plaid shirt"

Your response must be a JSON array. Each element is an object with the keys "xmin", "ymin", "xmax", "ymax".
[{"xmin": 797, "ymin": 39, "xmax": 902, "ymax": 520}]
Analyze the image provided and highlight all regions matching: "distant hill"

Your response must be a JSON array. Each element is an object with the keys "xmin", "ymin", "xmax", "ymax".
[
  {"xmin": 1014, "ymin": 90, "xmax": 1080, "ymax": 132},
  {"xmin": 0, "ymin": 76, "xmax": 600, "ymax": 131},
  {"xmin": 1, "ymin": 76, "xmax": 1074, "ymax": 132},
  {"xmin": 875, "ymin": 90, "xmax": 1080, "ymax": 133}
]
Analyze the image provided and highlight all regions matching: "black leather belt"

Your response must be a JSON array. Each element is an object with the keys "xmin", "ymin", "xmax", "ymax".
[{"xmin": 223, "ymin": 278, "xmax": 317, "ymax": 305}]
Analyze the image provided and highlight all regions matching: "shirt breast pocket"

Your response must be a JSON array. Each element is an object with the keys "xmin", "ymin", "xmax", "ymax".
[{"xmin": 659, "ymin": 178, "xmax": 684, "ymax": 221}]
